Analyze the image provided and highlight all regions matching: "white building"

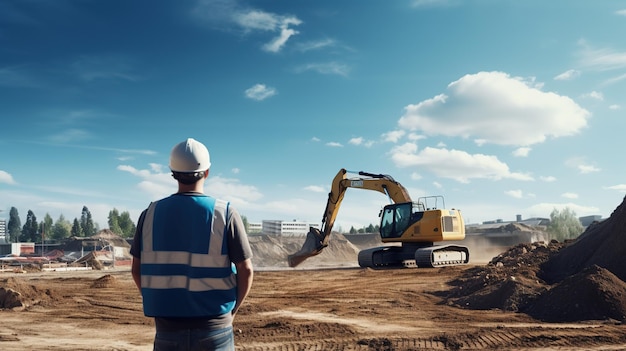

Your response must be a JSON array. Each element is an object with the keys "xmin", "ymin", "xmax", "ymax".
[
  {"xmin": 0, "ymin": 219, "xmax": 6, "ymax": 243},
  {"xmin": 247, "ymin": 222, "xmax": 262, "ymax": 233},
  {"xmin": 261, "ymin": 220, "xmax": 319, "ymax": 236}
]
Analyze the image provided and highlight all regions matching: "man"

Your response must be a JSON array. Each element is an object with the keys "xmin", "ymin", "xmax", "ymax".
[{"xmin": 131, "ymin": 138, "xmax": 254, "ymax": 351}]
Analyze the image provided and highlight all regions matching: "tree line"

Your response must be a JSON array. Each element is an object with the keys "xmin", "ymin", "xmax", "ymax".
[{"xmin": 5, "ymin": 206, "xmax": 136, "ymax": 243}]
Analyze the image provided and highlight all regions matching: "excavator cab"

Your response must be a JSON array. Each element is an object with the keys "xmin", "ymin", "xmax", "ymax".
[{"xmin": 380, "ymin": 202, "xmax": 414, "ymax": 239}]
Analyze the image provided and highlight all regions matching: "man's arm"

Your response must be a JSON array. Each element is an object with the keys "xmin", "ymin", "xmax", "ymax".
[
  {"xmin": 232, "ymin": 258, "xmax": 253, "ymax": 316},
  {"xmin": 131, "ymin": 257, "xmax": 141, "ymax": 292}
]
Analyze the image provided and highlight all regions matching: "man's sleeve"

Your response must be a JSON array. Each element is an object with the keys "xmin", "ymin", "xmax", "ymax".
[
  {"xmin": 130, "ymin": 210, "xmax": 147, "ymax": 258},
  {"xmin": 227, "ymin": 207, "xmax": 253, "ymax": 263}
]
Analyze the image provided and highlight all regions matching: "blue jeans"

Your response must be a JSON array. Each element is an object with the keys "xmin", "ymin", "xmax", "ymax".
[{"xmin": 153, "ymin": 326, "xmax": 234, "ymax": 351}]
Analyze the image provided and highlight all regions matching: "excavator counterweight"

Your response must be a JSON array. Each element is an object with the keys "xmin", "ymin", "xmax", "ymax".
[{"xmin": 287, "ymin": 168, "xmax": 470, "ymax": 268}]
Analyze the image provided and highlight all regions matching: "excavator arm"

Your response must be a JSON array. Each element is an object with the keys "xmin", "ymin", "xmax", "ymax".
[{"xmin": 287, "ymin": 168, "xmax": 412, "ymax": 267}]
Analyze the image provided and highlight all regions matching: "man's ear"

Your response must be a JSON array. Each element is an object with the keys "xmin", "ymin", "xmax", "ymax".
[{"xmin": 204, "ymin": 169, "xmax": 210, "ymax": 178}]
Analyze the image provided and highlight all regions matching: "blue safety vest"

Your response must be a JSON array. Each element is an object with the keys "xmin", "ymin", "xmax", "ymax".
[{"xmin": 139, "ymin": 194, "xmax": 237, "ymax": 317}]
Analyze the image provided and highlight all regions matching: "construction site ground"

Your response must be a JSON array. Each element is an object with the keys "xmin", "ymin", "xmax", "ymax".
[
  {"xmin": 4, "ymin": 195, "xmax": 626, "ymax": 350},
  {"xmin": 0, "ymin": 263, "xmax": 625, "ymax": 351}
]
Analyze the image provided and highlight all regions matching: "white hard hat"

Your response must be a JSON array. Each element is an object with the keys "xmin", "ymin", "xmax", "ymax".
[{"xmin": 169, "ymin": 138, "xmax": 211, "ymax": 172}]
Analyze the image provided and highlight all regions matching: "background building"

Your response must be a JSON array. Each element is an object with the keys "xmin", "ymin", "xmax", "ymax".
[
  {"xmin": 0, "ymin": 219, "xmax": 6, "ymax": 244},
  {"xmin": 261, "ymin": 220, "xmax": 319, "ymax": 236}
]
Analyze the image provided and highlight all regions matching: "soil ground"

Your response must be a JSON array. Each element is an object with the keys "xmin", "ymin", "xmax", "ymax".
[{"xmin": 1, "ymin": 265, "xmax": 626, "ymax": 351}]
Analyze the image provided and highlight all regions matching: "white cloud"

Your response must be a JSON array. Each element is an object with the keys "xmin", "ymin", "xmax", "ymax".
[
  {"xmin": 326, "ymin": 142, "xmax": 343, "ymax": 147},
  {"xmin": 554, "ymin": 69, "xmax": 580, "ymax": 81},
  {"xmin": 349, "ymin": 137, "xmax": 374, "ymax": 147},
  {"xmin": 561, "ymin": 192, "xmax": 579, "ymax": 199},
  {"xmin": 232, "ymin": 11, "xmax": 301, "ymax": 53},
  {"xmin": 578, "ymin": 41, "xmax": 626, "ymax": 72},
  {"xmin": 581, "ymin": 91, "xmax": 604, "ymax": 101},
  {"xmin": 232, "ymin": 168, "xmax": 240, "ymax": 174},
  {"xmin": 578, "ymin": 164, "xmax": 601, "ymax": 174},
  {"xmin": 505, "ymin": 189, "xmax": 523, "ymax": 199},
  {"xmin": 609, "ymin": 104, "xmax": 621, "ymax": 110},
  {"xmin": 397, "ymin": 71, "xmax": 590, "ymax": 146},
  {"xmin": 304, "ymin": 185, "xmax": 325, "ymax": 193},
  {"xmin": 296, "ymin": 38, "xmax": 336, "ymax": 52},
  {"xmin": 245, "ymin": 83, "xmax": 277, "ymax": 101},
  {"xmin": 311, "ymin": 137, "xmax": 321, "ymax": 142},
  {"xmin": 0, "ymin": 170, "xmax": 16, "ymax": 185},
  {"xmin": 566, "ymin": 157, "xmax": 600, "ymax": 174},
  {"xmin": 349, "ymin": 137, "xmax": 363, "ymax": 145},
  {"xmin": 390, "ymin": 144, "xmax": 533, "ymax": 183},
  {"xmin": 605, "ymin": 184, "xmax": 626, "ymax": 193},
  {"xmin": 382, "ymin": 130, "xmax": 405, "ymax": 143},
  {"xmin": 540, "ymin": 176, "xmax": 557, "ymax": 182},
  {"xmin": 192, "ymin": 4, "xmax": 301, "ymax": 53},
  {"xmin": 617, "ymin": 9, "xmax": 626, "ymax": 16},
  {"xmin": 295, "ymin": 62, "xmax": 350, "ymax": 76},
  {"xmin": 512, "ymin": 147, "xmax": 531, "ymax": 157}
]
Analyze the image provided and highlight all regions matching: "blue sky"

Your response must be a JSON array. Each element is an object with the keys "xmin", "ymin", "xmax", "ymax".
[{"xmin": 1, "ymin": 0, "xmax": 625, "ymax": 232}]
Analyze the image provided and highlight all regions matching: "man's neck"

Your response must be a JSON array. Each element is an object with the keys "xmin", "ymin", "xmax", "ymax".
[{"xmin": 177, "ymin": 182, "xmax": 204, "ymax": 194}]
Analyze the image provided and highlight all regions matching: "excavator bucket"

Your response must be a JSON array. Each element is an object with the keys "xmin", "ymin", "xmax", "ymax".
[{"xmin": 287, "ymin": 227, "xmax": 327, "ymax": 267}]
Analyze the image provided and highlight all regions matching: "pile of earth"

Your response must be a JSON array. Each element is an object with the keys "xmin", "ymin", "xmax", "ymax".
[
  {"xmin": 248, "ymin": 232, "xmax": 379, "ymax": 269},
  {"xmin": 437, "ymin": 195, "xmax": 626, "ymax": 322},
  {"xmin": 0, "ymin": 277, "xmax": 58, "ymax": 309}
]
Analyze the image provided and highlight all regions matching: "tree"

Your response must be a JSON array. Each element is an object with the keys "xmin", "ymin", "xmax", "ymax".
[
  {"xmin": 80, "ymin": 206, "xmax": 96, "ymax": 237},
  {"xmin": 349, "ymin": 226, "xmax": 356, "ymax": 234},
  {"xmin": 7, "ymin": 207, "xmax": 21, "ymax": 243},
  {"xmin": 118, "ymin": 211, "xmax": 135, "ymax": 238},
  {"xmin": 20, "ymin": 210, "xmax": 39, "ymax": 242},
  {"xmin": 366, "ymin": 224, "xmax": 375, "ymax": 233},
  {"xmin": 71, "ymin": 218, "xmax": 82, "ymax": 237},
  {"xmin": 40, "ymin": 213, "xmax": 53, "ymax": 242},
  {"xmin": 547, "ymin": 207, "xmax": 584, "ymax": 241},
  {"xmin": 108, "ymin": 208, "xmax": 123, "ymax": 235},
  {"xmin": 52, "ymin": 214, "xmax": 72, "ymax": 241}
]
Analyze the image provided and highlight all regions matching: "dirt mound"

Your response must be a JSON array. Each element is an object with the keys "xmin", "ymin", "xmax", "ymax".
[
  {"xmin": 439, "ymin": 241, "xmax": 561, "ymax": 311},
  {"xmin": 249, "ymin": 232, "xmax": 361, "ymax": 268},
  {"xmin": 0, "ymin": 277, "xmax": 57, "ymax": 309},
  {"xmin": 540, "ymin": 196, "xmax": 626, "ymax": 283},
  {"xmin": 91, "ymin": 274, "xmax": 118, "ymax": 288},
  {"xmin": 440, "ymin": 195, "xmax": 626, "ymax": 322},
  {"xmin": 526, "ymin": 265, "xmax": 626, "ymax": 322}
]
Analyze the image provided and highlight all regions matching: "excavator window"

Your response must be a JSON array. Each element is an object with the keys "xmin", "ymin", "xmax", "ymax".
[{"xmin": 380, "ymin": 202, "xmax": 413, "ymax": 239}]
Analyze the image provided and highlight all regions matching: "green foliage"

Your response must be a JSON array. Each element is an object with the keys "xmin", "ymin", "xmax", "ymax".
[
  {"xmin": 118, "ymin": 211, "xmax": 136, "ymax": 238},
  {"xmin": 51, "ymin": 214, "xmax": 72, "ymax": 241},
  {"xmin": 71, "ymin": 218, "xmax": 82, "ymax": 237},
  {"xmin": 108, "ymin": 208, "xmax": 123, "ymax": 236},
  {"xmin": 6, "ymin": 205, "xmax": 137, "ymax": 242},
  {"xmin": 8, "ymin": 207, "xmax": 21, "ymax": 243},
  {"xmin": 108, "ymin": 208, "xmax": 136, "ymax": 238},
  {"xmin": 80, "ymin": 206, "xmax": 96, "ymax": 237},
  {"xmin": 547, "ymin": 207, "xmax": 584, "ymax": 241},
  {"xmin": 41, "ymin": 213, "xmax": 53, "ymax": 240},
  {"xmin": 20, "ymin": 210, "xmax": 39, "ymax": 242}
]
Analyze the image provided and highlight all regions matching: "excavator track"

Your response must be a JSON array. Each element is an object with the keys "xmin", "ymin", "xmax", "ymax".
[
  {"xmin": 415, "ymin": 245, "xmax": 470, "ymax": 267},
  {"xmin": 358, "ymin": 244, "xmax": 469, "ymax": 269}
]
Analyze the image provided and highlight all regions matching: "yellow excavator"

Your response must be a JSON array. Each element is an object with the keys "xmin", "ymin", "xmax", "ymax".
[{"xmin": 288, "ymin": 168, "xmax": 470, "ymax": 268}]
